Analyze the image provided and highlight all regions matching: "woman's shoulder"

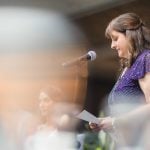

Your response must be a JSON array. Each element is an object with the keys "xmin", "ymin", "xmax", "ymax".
[
  {"xmin": 133, "ymin": 49, "xmax": 150, "ymax": 64},
  {"xmin": 137, "ymin": 49, "xmax": 150, "ymax": 59},
  {"xmin": 130, "ymin": 49, "xmax": 150, "ymax": 79}
]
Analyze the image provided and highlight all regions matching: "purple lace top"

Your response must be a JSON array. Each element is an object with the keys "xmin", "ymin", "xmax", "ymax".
[{"xmin": 108, "ymin": 50, "xmax": 150, "ymax": 116}]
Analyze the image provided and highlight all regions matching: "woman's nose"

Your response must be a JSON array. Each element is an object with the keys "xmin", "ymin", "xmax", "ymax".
[
  {"xmin": 111, "ymin": 41, "xmax": 116, "ymax": 49},
  {"xmin": 39, "ymin": 101, "xmax": 45, "ymax": 108}
]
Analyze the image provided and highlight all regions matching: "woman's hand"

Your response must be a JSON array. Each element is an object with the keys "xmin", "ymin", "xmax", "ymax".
[
  {"xmin": 99, "ymin": 117, "xmax": 115, "ymax": 132},
  {"xmin": 89, "ymin": 122, "xmax": 101, "ymax": 132},
  {"xmin": 89, "ymin": 117, "xmax": 115, "ymax": 132}
]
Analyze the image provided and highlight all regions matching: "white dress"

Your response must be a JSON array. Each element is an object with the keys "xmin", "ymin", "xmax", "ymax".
[{"xmin": 24, "ymin": 126, "xmax": 76, "ymax": 150}]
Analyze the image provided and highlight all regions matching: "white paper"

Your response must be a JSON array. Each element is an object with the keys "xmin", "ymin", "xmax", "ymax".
[{"xmin": 76, "ymin": 110, "xmax": 100, "ymax": 124}]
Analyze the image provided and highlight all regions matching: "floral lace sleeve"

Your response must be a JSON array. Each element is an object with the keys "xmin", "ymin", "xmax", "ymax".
[{"xmin": 131, "ymin": 50, "xmax": 150, "ymax": 80}]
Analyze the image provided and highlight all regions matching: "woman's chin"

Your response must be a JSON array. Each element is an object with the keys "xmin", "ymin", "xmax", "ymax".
[
  {"xmin": 118, "ymin": 53, "xmax": 123, "ymax": 58},
  {"xmin": 41, "ymin": 111, "xmax": 48, "ymax": 117},
  {"xmin": 118, "ymin": 53, "xmax": 127, "ymax": 59}
]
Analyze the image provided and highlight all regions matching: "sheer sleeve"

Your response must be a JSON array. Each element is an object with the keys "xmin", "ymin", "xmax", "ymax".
[
  {"xmin": 131, "ymin": 50, "xmax": 150, "ymax": 80},
  {"xmin": 145, "ymin": 53, "xmax": 150, "ymax": 73}
]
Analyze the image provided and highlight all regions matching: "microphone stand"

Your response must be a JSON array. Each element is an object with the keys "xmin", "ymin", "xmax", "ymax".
[{"xmin": 72, "ymin": 60, "xmax": 88, "ymax": 105}]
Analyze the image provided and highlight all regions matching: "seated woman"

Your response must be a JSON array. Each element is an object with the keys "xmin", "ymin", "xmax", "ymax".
[{"xmin": 24, "ymin": 85, "xmax": 79, "ymax": 150}]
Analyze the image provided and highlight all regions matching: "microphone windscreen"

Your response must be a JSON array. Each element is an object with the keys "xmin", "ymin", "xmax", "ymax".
[{"xmin": 88, "ymin": 51, "xmax": 96, "ymax": 61}]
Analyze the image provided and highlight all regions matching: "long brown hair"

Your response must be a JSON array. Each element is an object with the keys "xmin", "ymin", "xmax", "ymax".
[{"xmin": 105, "ymin": 13, "xmax": 150, "ymax": 68}]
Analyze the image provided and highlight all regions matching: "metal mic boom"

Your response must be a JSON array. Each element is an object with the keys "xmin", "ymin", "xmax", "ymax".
[{"xmin": 62, "ymin": 51, "xmax": 96, "ymax": 67}]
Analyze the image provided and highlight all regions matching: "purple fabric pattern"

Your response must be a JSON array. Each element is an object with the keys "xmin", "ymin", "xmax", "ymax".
[{"xmin": 108, "ymin": 50, "xmax": 150, "ymax": 116}]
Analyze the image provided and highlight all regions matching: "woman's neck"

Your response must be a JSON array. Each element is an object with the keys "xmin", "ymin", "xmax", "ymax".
[{"xmin": 121, "ymin": 67, "xmax": 128, "ymax": 78}]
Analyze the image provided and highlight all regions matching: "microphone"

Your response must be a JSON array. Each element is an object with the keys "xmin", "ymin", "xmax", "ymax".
[{"xmin": 62, "ymin": 50, "xmax": 96, "ymax": 67}]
